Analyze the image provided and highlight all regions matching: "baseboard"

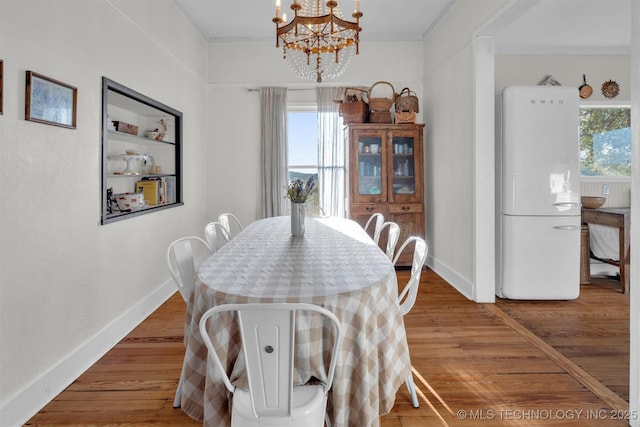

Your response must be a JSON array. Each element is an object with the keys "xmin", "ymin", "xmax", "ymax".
[
  {"xmin": 0, "ymin": 280, "xmax": 176, "ymax": 427},
  {"xmin": 427, "ymin": 255, "xmax": 474, "ymax": 300}
]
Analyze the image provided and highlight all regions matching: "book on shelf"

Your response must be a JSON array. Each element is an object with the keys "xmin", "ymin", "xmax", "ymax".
[
  {"xmin": 136, "ymin": 177, "xmax": 168, "ymax": 205},
  {"xmin": 164, "ymin": 176, "xmax": 176, "ymax": 204}
]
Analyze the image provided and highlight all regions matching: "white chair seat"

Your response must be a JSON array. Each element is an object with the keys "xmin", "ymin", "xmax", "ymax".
[{"xmin": 232, "ymin": 385, "xmax": 327, "ymax": 427}]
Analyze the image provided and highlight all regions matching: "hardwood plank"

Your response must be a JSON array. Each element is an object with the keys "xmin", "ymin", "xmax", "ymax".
[
  {"xmin": 26, "ymin": 271, "xmax": 629, "ymax": 426},
  {"xmin": 484, "ymin": 303, "xmax": 628, "ymax": 411},
  {"xmin": 495, "ymin": 277, "xmax": 630, "ymax": 402}
]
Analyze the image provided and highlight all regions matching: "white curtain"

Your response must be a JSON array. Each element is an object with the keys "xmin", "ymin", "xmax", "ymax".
[
  {"xmin": 317, "ymin": 87, "xmax": 346, "ymax": 217},
  {"xmin": 260, "ymin": 87, "xmax": 289, "ymax": 217}
]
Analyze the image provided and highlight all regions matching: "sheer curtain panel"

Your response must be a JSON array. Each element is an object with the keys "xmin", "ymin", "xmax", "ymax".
[
  {"xmin": 317, "ymin": 87, "xmax": 346, "ymax": 217},
  {"xmin": 260, "ymin": 87, "xmax": 289, "ymax": 217}
]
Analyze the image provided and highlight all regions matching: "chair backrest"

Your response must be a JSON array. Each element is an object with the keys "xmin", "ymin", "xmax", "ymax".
[
  {"xmin": 378, "ymin": 222, "xmax": 401, "ymax": 260},
  {"xmin": 364, "ymin": 212, "xmax": 385, "ymax": 243},
  {"xmin": 218, "ymin": 213, "xmax": 243, "ymax": 239},
  {"xmin": 392, "ymin": 236, "xmax": 428, "ymax": 316},
  {"xmin": 167, "ymin": 236, "xmax": 213, "ymax": 302},
  {"xmin": 204, "ymin": 221, "xmax": 231, "ymax": 251},
  {"xmin": 199, "ymin": 303, "xmax": 343, "ymax": 421}
]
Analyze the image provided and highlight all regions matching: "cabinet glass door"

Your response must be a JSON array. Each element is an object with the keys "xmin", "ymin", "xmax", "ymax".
[
  {"xmin": 391, "ymin": 135, "xmax": 416, "ymax": 199},
  {"xmin": 356, "ymin": 135, "xmax": 383, "ymax": 196}
]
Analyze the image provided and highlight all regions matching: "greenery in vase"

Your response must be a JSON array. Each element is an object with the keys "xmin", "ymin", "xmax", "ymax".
[{"xmin": 286, "ymin": 176, "xmax": 316, "ymax": 203}]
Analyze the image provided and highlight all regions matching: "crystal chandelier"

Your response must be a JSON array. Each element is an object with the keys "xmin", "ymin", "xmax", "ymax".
[{"xmin": 273, "ymin": 0, "xmax": 362, "ymax": 83}]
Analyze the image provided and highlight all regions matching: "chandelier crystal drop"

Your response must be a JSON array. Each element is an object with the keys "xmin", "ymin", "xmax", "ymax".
[{"xmin": 273, "ymin": 0, "xmax": 362, "ymax": 83}]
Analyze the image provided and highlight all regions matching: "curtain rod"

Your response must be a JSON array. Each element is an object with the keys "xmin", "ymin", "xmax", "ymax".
[{"xmin": 245, "ymin": 87, "xmax": 318, "ymax": 92}]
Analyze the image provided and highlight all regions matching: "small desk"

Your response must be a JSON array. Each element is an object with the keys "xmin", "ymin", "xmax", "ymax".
[
  {"xmin": 581, "ymin": 207, "xmax": 631, "ymax": 294},
  {"xmin": 180, "ymin": 216, "xmax": 411, "ymax": 427}
]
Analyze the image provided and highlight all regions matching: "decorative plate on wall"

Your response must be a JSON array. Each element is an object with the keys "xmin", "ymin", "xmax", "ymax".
[{"xmin": 601, "ymin": 80, "xmax": 620, "ymax": 99}]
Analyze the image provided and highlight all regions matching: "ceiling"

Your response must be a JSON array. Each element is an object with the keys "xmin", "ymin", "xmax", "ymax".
[
  {"xmin": 175, "ymin": 0, "xmax": 632, "ymax": 51},
  {"xmin": 494, "ymin": 0, "xmax": 632, "ymax": 54},
  {"xmin": 174, "ymin": 0, "xmax": 454, "ymax": 42}
]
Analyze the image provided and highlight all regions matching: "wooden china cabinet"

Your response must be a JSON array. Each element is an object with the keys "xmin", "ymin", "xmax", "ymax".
[{"xmin": 346, "ymin": 123, "xmax": 425, "ymax": 266}]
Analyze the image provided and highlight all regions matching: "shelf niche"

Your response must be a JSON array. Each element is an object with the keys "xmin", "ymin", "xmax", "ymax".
[{"xmin": 101, "ymin": 77, "xmax": 183, "ymax": 224}]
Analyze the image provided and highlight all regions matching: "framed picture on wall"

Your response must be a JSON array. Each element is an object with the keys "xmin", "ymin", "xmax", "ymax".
[{"xmin": 25, "ymin": 70, "xmax": 77, "ymax": 128}]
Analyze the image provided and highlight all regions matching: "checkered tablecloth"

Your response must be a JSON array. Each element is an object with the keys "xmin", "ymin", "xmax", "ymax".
[{"xmin": 180, "ymin": 216, "xmax": 411, "ymax": 427}]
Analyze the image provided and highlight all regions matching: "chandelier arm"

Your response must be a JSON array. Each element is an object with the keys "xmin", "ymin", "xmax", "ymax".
[
  {"xmin": 283, "ymin": 25, "xmax": 355, "ymax": 44},
  {"xmin": 286, "ymin": 14, "xmax": 359, "ymax": 32},
  {"xmin": 329, "ymin": 16, "xmax": 360, "ymax": 31},
  {"xmin": 298, "ymin": 21, "xmax": 330, "ymax": 39},
  {"xmin": 276, "ymin": 19, "xmax": 298, "ymax": 36}
]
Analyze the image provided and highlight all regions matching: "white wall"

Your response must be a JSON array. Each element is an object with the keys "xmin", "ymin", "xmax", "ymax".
[
  {"xmin": 0, "ymin": 1, "xmax": 208, "ymax": 424},
  {"xmin": 582, "ymin": 181, "xmax": 631, "ymax": 208},
  {"xmin": 421, "ymin": 0, "xmax": 509, "ymax": 299},
  {"xmin": 204, "ymin": 41, "xmax": 426, "ymax": 226},
  {"xmin": 496, "ymin": 54, "xmax": 631, "ymax": 101}
]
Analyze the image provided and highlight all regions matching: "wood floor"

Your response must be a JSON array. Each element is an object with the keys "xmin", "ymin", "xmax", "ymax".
[{"xmin": 25, "ymin": 269, "xmax": 630, "ymax": 426}]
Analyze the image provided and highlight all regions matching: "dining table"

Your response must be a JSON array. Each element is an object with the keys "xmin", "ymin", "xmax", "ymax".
[{"xmin": 179, "ymin": 215, "xmax": 412, "ymax": 427}]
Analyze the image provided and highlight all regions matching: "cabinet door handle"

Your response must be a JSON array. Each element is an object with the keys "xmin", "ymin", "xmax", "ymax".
[
  {"xmin": 402, "ymin": 206, "xmax": 410, "ymax": 211},
  {"xmin": 365, "ymin": 206, "xmax": 374, "ymax": 212}
]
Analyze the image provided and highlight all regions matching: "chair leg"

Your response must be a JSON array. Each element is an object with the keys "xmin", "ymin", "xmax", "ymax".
[
  {"xmin": 173, "ymin": 355, "xmax": 188, "ymax": 408},
  {"xmin": 173, "ymin": 376, "xmax": 183, "ymax": 408},
  {"xmin": 406, "ymin": 374, "xmax": 419, "ymax": 408}
]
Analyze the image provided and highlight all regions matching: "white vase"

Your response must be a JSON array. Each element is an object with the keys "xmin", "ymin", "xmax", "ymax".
[{"xmin": 291, "ymin": 202, "xmax": 305, "ymax": 237}]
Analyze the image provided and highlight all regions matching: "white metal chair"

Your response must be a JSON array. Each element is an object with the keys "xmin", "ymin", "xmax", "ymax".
[
  {"xmin": 363, "ymin": 212, "xmax": 385, "ymax": 243},
  {"xmin": 218, "ymin": 212, "xmax": 243, "ymax": 240},
  {"xmin": 166, "ymin": 236, "xmax": 214, "ymax": 408},
  {"xmin": 392, "ymin": 236, "xmax": 428, "ymax": 408},
  {"xmin": 167, "ymin": 236, "xmax": 213, "ymax": 303},
  {"xmin": 377, "ymin": 221, "xmax": 401, "ymax": 260},
  {"xmin": 204, "ymin": 221, "xmax": 231, "ymax": 251},
  {"xmin": 199, "ymin": 303, "xmax": 343, "ymax": 427}
]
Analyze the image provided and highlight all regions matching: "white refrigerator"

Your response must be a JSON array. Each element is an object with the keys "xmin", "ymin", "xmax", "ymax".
[{"xmin": 496, "ymin": 86, "xmax": 581, "ymax": 300}]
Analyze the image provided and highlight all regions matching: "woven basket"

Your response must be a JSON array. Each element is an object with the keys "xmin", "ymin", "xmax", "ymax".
[
  {"xmin": 395, "ymin": 111, "xmax": 416, "ymax": 124},
  {"xmin": 369, "ymin": 111, "xmax": 392, "ymax": 123},
  {"xmin": 366, "ymin": 81, "xmax": 396, "ymax": 112},
  {"xmin": 337, "ymin": 87, "xmax": 369, "ymax": 123},
  {"xmin": 395, "ymin": 87, "xmax": 419, "ymax": 113},
  {"xmin": 340, "ymin": 101, "xmax": 368, "ymax": 123}
]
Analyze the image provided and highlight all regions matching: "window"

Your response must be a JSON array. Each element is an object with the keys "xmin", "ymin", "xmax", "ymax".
[
  {"xmin": 580, "ymin": 104, "xmax": 631, "ymax": 177},
  {"xmin": 287, "ymin": 94, "xmax": 346, "ymax": 218},
  {"xmin": 288, "ymin": 108, "xmax": 319, "ymax": 207}
]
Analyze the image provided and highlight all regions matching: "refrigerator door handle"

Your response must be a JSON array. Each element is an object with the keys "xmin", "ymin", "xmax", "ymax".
[
  {"xmin": 553, "ymin": 225, "xmax": 581, "ymax": 231},
  {"xmin": 553, "ymin": 202, "xmax": 580, "ymax": 208}
]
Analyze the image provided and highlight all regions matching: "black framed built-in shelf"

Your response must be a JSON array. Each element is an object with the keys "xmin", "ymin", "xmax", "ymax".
[{"xmin": 101, "ymin": 77, "xmax": 183, "ymax": 224}]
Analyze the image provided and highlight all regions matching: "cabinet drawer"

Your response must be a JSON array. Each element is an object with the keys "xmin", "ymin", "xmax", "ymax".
[
  {"xmin": 350, "ymin": 204, "xmax": 388, "ymax": 214},
  {"xmin": 388, "ymin": 203, "xmax": 423, "ymax": 214}
]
